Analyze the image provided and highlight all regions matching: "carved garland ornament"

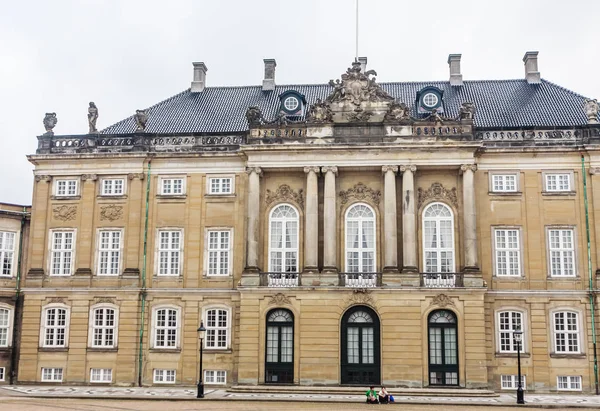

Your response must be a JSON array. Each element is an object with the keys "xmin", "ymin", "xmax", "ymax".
[
  {"xmin": 339, "ymin": 183, "xmax": 381, "ymax": 206},
  {"xmin": 429, "ymin": 294, "xmax": 455, "ymax": 308},
  {"xmin": 53, "ymin": 205, "xmax": 77, "ymax": 221},
  {"xmin": 417, "ymin": 182, "xmax": 458, "ymax": 209},
  {"xmin": 265, "ymin": 184, "xmax": 305, "ymax": 210},
  {"xmin": 94, "ymin": 297, "xmax": 116, "ymax": 305},
  {"xmin": 47, "ymin": 297, "xmax": 66, "ymax": 305},
  {"xmin": 343, "ymin": 289, "xmax": 375, "ymax": 308},
  {"xmin": 268, "ymin": 293, "xmax": 291, "ymax": 306},
  {"xmin": 100, "ymin": 205, "xmax": 124, "ymax": 221}
]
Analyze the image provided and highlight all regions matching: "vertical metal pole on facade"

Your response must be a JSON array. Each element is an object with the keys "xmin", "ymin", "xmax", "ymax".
[
  {"xmin": 197, "ymin": 322, "xmax": 206, "ymax": 398},
  {"xmin": 515, "ymin": 329, "xmax": 524, "ymax": 404}
]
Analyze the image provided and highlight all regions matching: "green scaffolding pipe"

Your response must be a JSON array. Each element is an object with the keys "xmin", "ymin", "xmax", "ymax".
[
  {"xmin": 582, "ymin": 155, "xmax": 599, "ymax": 395},
  {"xmin": 138, "ymin": 159, "xmax": 151, "ymax": 387}
]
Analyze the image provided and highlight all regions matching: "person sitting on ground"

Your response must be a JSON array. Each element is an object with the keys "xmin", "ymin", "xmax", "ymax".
[
  {"xmin": 378, "ymin": 386, "xmax": 390, "ymax": 404},
  {"xmin": 365, "ymin": 386, "xmax": 378, "ymax": 404}
]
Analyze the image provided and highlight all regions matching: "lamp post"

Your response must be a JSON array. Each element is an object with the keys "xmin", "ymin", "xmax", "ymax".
[
  {"xmin": 514, "ymin": 328, "xmax": 524, "ymax": 404},
  {"xmin": 197, "ymin": 322, "xmax": 206, "ymax": 399}
]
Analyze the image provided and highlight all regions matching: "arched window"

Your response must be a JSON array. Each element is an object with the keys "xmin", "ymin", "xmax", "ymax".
[
  {"xmin": 552, "ymin": 310, "xmax": 581, "ymax": 353},
  {"xmin": 89, "ymin": 304, "xmax": 118, "ymax": 348},
  {"xmin": 152, "ymin": 306, "xmax": 180, "ymax": 349},
  {"xmin": 428, "ymin": 309, "xmax": 458, "ymax": 385},
  {"xmin": 269, "ymin": 204, "xmax": 299, "ymax": 273},
  {"xmin": 345, "ymin": 204, "xmax": 376, "ymax": 273},
  {"xmin": 423, "ymin": 203, "xmax": 454, "ymax": 273},
  {"xmin": 265, "ymin": 309, "xmax": 294, "ymax": 383},
  {"xmin": 341, "ymin": 306, "xmax": 380, "ymax": 385},
  {"xmin": 40, "ymin": 304, "xmax": 70, "ymax": 348},
  {"xmin": 497, "ymin": 310, "xmax": 524, "ymax": 353}
]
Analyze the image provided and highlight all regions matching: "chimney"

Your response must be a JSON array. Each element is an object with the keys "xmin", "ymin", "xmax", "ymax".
[
  {"xmin": 262, "ymin": 59, "xmax": 276, "ymax": 91},
  {"xmin": 448, "ymin": 54, "xmax": 463, "ymax": 86},
  {"xmin": 523, "ymin": 51, "xmax": 541, "ymax": 84},
  {"xmin": 358, "ymin": 56, "xmax": 367, "ymax": 73},
  {"xmin": 191, "ymin": 62, "xmax": 208, "ymax": 92}
]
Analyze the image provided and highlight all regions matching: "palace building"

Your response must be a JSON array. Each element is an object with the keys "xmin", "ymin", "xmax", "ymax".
[{"xmin": 8, "ymin": 53, "xmax": 600, "ymax": 392}]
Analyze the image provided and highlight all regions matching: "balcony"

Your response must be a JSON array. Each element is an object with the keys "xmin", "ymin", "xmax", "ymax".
[
  {"xmin": 341, "ymin": 272, "xmax": 381, "ymax": 288},
  {"xmin": 421, "ymin": 272, "xmax": 463, "ymax": 288},
  {"xmin": 260, "ymin": 272, "xmax": 299, "ymax": 287}
]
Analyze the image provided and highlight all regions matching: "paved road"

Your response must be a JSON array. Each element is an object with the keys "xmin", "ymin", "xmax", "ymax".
[{"xmin": 0, "ymin": 397, "xmax": 565, "ymax": 411}]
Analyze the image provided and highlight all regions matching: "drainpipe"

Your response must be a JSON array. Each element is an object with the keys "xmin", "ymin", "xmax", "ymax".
[
  {"xmin": 9, "ymin": 207, "xmax": 28, "ymax": 384},
  {"xmin": 138, "ymin": 159, "xmax": 151, "ymax": 387},
  {"xmin": 582, "ymin": 155, "xmax": 599, "ymax": 395}
]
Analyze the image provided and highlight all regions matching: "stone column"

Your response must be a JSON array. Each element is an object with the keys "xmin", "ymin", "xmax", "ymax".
[
  {"xmin": 303, "ymin": 166, "xmax": 319, "ymax": 272},
  {"xmin": 382, "ymin": 166, "xmax": 399, "ymax": 273},
  {"xmin": 244, "ymin": 167, "xmax": 262, "ymax": 274},
  {"xmin": 322, "ymin": 166, "xmax": 338, "ymax": 272},
  {"xmin": 461, "ymin": 164, "xmax": 479, "ymax": 271},
  {"xmin": 400, "ymin": 165, "xmax": 418, "ymax": 272},
  {"xmin": 75, "ymin": 174, "xmax": 98, "ymax": 277}
]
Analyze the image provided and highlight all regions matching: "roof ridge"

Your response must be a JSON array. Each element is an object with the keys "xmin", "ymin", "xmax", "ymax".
[{"xmin": 540, "ymin": 78, "xmax": 591, "ymax": 100}]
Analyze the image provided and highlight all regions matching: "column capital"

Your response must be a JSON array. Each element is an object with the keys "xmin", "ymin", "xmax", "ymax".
[
  {"xmin": 590, "ymin": 167, "xmax": 600, "ymax": 175},
  {"xmin": 460, "ymin": 164, "xmax": 477, "ymax": 173},
  {"xmin": 304, "ymin": 166, "xmax": 320, "ymax": 174},
  {"xmin": 399, "ymin": 165, "xmax": 417, "ymax": 173},
  {"xmin": 81, "ymin": 174, "xmax": 98, "ymax": 181},
  {"xmin": 246, "ymin": 166, "xmax": 263, "ymax": 176},
  {"xmin": 321, "ymin": 166, "xmax": 338, "ymax": 175},
  {"xmin": 128, "ymin": 173, "xmax": 145, "ymax": 180},
  {"xmin": 35, "ymin": 175, "xmax": 52, "ymax": 183},
  {"xmin": 381, "ymin": 165, "xmax": 399, "ymax": 174}
]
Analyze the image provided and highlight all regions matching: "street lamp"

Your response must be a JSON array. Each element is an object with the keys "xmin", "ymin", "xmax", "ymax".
[
  {"xmin": 514, "ymin": 328, "xmax": 524, "ymax": 404},
  {"xmin": 197, "ymin": 322, "xmax": 206, "ymax": 399}
]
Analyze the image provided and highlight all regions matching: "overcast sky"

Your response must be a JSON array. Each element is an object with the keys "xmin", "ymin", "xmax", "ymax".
[{"xmin": 1, "ymin": 0, "xmax": 598, "ymax": 205}]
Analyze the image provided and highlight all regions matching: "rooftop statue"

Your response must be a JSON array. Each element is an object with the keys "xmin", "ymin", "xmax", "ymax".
[
  {"xmin": 306, "ymin": 98, "xmax": 333, "ymax": 123},
  {"xmin": 584, "ymin": 99, "xmax": 599, "ymax": 124},
  {"xmin": 459, "ymin": 102, "xmax": 476, "ymax": 121},
  {"xmin": 383, "ymin": 101, "xmax": 412, "ymax": 122},
  {"xmin": 326, "ymin": 61, "xmax": 393, "ymax": 106},
  {"xmin": 43, "ymin": 113, "xmax": 57, "ymax": 135},
  {"xmin": 245, "ymin": 106, "xmax": 263, "ymax": 126},
  {"xmin": 134, "ymin": 109, "xmax": 148, "ymax": 131},
  {"xmin": 88, "ymin": 102, "xmax": 98, "ymax": 133}
]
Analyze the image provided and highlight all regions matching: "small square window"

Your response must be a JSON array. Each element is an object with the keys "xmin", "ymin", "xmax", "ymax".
[
  {"xmin": 90, "ymin": 368, "xmax": 112, "ymax": 383},
  {"xmin": 557, "ymin": 375, "xmax": 582, "ymax": 391},
  {"xmin": 41, "ymin": 367, "xmax": 63, "ymax": 382},
  {"xmin": 491, "ymin": 174, "xmax": 518, "ymax": 193},
  {"xmin": 153, "ymin": 369, "xmax": 176, "ymax": 384},
  {"xmin": 56, "ymin": 179, "xmax": 78, "ymax": 197},
  {"xmin": 204, "ymin": 370, "xmax": 227, "ymax": 384},
  {"xmin": 101, "ymin": 179, "xmax": 125, "ymax": 196},
  {"xmin": 160, "ymin": 178, "xmax": 185, "ymax": 195},
  {"xmin": 545, "ymin": 173, "xmax": 571, "ymax": 192},
  {"xmin": 208, "ymin": 177, "xmax": 233, "ymax": 195}
]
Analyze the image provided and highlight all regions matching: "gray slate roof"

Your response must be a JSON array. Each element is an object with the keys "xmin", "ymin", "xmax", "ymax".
[{"xmin": 101, "ymin": 79, "xmax": 591, "ymax": 134}]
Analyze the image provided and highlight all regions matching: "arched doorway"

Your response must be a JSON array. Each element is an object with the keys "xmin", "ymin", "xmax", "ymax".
[
  {"xmin": 341, "ymin": 306, "xmax": 380, "ymax": 385},
  {"xmin": 265, "ymin": 308, "xmax": 294, "ymax": 383},
  {"xmin": 428, "ymin": 309, "xmax": 459, "ymax": 386}
]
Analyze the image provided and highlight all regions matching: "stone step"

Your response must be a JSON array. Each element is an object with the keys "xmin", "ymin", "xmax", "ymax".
[{"xmin": 228, "ymin": 385, "xmax": 499, "ymax": 397}]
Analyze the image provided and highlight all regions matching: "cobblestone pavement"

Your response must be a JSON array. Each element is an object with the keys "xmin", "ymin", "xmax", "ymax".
[{"xmin": 1, "ymin": 385, "xmax": 600, "ymax": 409}]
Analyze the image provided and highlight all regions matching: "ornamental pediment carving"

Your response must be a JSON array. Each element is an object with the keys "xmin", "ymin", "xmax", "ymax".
[
  {"xmin": 339, "ymin": 183, "xmax": 381, "ymax": 206},
  {"xmin": 343, "ymin": 289, "xmax": 375, "ymax": 309},
  {"xmin": 429, "ymin": 294, "xmax": 455, "ymax": 308},
  {"xmin": 268, "ymin": 293, "xmax": 291, "ymax": 306},
  {"xmin": 417, "ymin": 183, "xmax": 458, "ymax": 209},
  {"xmin": 265, "ymin": 184, "xmax": 304, "ymax": 210}
]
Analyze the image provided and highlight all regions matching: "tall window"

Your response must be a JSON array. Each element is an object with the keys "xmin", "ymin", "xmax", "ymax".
[
  {"xmin": 207, "ymin": 230, "xmax": 231, "ymax": 276},
  {"xmin": 91, "ymin": 306, "xmax": 117, "ymax": 348},
  {"xmin": 153, "ymin": 307, "xmax": 179, "ymax": 349},
  {"xmin": 498, "ymin": 311, "xmax": 523, "ymax": 352},
  {"xmin": 98, "ymin": 230, "xmax": 122, "ymax": 275},
  {"xmin": 423, "ymin": 203, "xmax": 454, "ymax": 273},
  {"xmin": 495, "ymin": 229, "xmax": 521, "ymax": 276},
  {"xmin": 548, "ymin": 229, "xmax": 575, "ymax": 277},
  {"xmin": 345, "ymin": 204, "xmax": 376, "ymax": 273},
  {"xmin": 553, "ymin": 311, "xmax": 580, "ymax": 353},
  {"xmin": 0, "ymin": 307, "xmax": 11, "ymax": 347},
  {"xmin": 42, "ymin": 306, "xmax": 69, "ymax": 347},
  {"xmin": 0, "ymin": 231, "xmax": 15, "ymax": 277},
  {"xmin": 50, "ymin": 231, "xmax": 75, "ymax": 276},
  {"xmin": 205, "ymin": 308, "xmax": 229, "ymax": 349},
  {"xmin": 157, "ymin": 230, "xmax": 182, "ymax": 276},
  {"xmin": 269, "ymin": 205, "xmax": 299, "ymax": 273}
]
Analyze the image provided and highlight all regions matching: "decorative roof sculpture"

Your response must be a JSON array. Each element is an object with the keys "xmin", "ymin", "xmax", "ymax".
[
  {"xmin": 88, "ymin": 102, "xmax": 98, "ymax": 133},
  {"xmin": 585, "ymin": 99, "xmax": 599, "ymax": 124},
  {"xmin": 43, "ymin": 113, "xmax": 57, "ymax": 135}
]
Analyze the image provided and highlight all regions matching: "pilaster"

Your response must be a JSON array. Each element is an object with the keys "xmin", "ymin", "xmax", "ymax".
[
  {"xmin": 242, "ymin": 167, "xmax": 262, "ymax": 286},
  {"xmin": 399, "ymin": 165, "xmax": 420, "ymax": 287}
]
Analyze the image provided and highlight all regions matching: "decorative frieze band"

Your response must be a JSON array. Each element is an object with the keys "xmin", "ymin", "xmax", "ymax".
[
  {"xmin": 400, "ymin": 165, "xmax": 417, "ymax": 173},
  {"xmin": 381, "ymin": 165, "xmax": 398, "ymax": 174}
]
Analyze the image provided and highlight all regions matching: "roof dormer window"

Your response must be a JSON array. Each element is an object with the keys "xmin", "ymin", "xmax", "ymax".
[
  {"xmin": 279, "ymin": 90, "xmax": 306, "ymax": 117},
  {"xmin": 416, "ymin": 86, "xmax": 444, "ymax": 115}
]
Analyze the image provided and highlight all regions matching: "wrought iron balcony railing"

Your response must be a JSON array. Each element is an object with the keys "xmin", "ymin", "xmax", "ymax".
[
  {"xmin": 421, "ymin": 272, "xmax": 463, "ymax": 288},
  {"xmin": 340, "ymin": 272, "xmax": 381, "ymax": 288},
  {"xmin": 260, "ymin": 272, "xmax": 300, "ymax": 287}
]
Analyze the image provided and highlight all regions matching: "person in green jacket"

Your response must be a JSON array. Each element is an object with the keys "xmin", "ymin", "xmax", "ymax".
[{"xmin": 366, "ymin": 386, "xmax": 378, "ymax": 404}]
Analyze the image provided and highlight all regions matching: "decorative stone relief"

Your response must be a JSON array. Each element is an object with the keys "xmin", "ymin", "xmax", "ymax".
[
  {"xmin": 81, "ymin": 174, "xmax": 98, "ymax": 181},
  {"xmin": 381, "ymin": 165, "xmax": 398, "ymax": 174},
  {"xmin": 383, "ymin": 101, "xmax": 411, "ymax": 122},
  {"xmin": 429, "ymin": 293, "xmax": 455, "ymax": 308},
  {"xmin": 400, "ymin": 165, "xmax": 417, "ymax": 173},
  {"xmin": 321, "ymin": 166, "xmax": 338, "ymax": 175},
  {"xmin": 268, "ymin": 293, "xmax": 291, "ymax": 306},
  {"xmin": 265, "ymin": 184, "xmax": 304, "ymax": 210},
  {"xmin": 589, "ymin": 167, "xmax": 600, "ymax": 176},
  {"xmin": 326, "ymin": 61, "xmax": 393, "ymax": 106},
  {"xmin": 88, "ymin": 102, "xmax": 99, "ymax": 133},
  {"xmin": 343, "ymin": 289, "xmax": 375, "ymax": 308},
  {"xmin": 100, "ymin": 205, "xmax": 123, "ymax": 221},
  {"xmin": 339, "ymin": 183, "xmax": 381, "ymax": 206},
  {"xmin": 584, "ymin": 99, "xmax": 599, "ymax": 124},
  {"xmin": 35, "ymin": 175, "xmax": 52, "ymax": 183},
  {"xmin": 460, "ymin": 164, "xmax": 478, "ymax": 173},
  {"xmin": 245, "ymin": 167, "xmax": 263, "ymax": 176},
  {"xmin": 47, "ymin": 297, "xmax": 66, "ymax": 305},
  {"xmin": 43, "ymin": 112, "xmax": 57, "ymax": 135},
  {"xmin": 128, "ymin": 173, "xmax": 145, "ymax": 180},
  {"xmin": 53, "ymin": 205, "xmax": 77, "ymax": 221},
  {"xmin": 345, "ymin": 108, "xmax": 373, "ymax": 122},
  {"xmin": 94, "ymin": 297, "xmax": 116, "ymax": 305},
  {"xmin": 245, "ymin": 106, "xmax": 263, "ymax": 126},
  {"xmin": 134, "ymin": 109, "xmax": 148, "ymax": 131},
  {"xmin": 417, "ymin": 183, "xmax": 458, "ymax": 209},
  {"xmin": 458, "ymin": 102, "xmax": 476, "ymax": 120},
  {"xmin": 306, "ymin": 99, "xmax": 333, "ymax": 123}
]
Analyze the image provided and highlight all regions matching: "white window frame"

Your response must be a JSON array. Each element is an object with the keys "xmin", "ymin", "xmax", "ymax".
[
  {"xmin": 90, "ymin": 368, "xmax": 112, "ymax": 383},
  {"xmin": 153, "ymin": 369, "xmax": 176, "ymax": 384},
  {"xmin": 48, "ymin": 229, "xmax": 76, "ymax": 276},
  {"xmin": 155, "ymin": 229, "xmax": 183, "ymax": 276},
  {"xmin": 151, "ymin": 305, "xmax": 181, "ymax": 350},
  {"xmin": 39, "ymin": 303, "xmax": 70, "ymax": 348},
  {"xmin": 41, "ymin": 367, "xmax": 64, "ymax": 382},
  {"xmin": 204, "ymin": 370, "xmax": 227, "ymax": 385},
  {"xmin": 205, "ymin": 228, "xmax": 232, "ymax": 276},
  {"xmin": 344, "ymin": 203, "xmax": 377, "ymax": 273},
  {"xmin": 0, "ymin": 304, "xmax": 14, "ymax": 348},
  {"xmin": 501, "ymin": 374, "xmax": 526, "ymax": 390},
  {"xmin": 96, "ymin": 229, "xmax": 123, "ymax": 276},
  {"xmin": 54, "ymin": 178, "xmax": 79, "ymax": 197},
  {"xmin": 88, "ymin": 303, "xmax": 119, "ymax": 349},
  {"xmin": 557, "ymin": 375, "xmax": 582, "ymax": 391},
  {"xmin": 268, "ymin": 204, "xmax": 300, "ymax": 273},
  {"xmin": 203, "ymin": 306, "xmax": 231, "ymax": 350},
  {"xmin": 0, "ymin": 230, "xmax": 17, "ymax": 278},
  {"xmin": 546, "ymin": 227, "xmax": 577, "ymax": 277},
  {"xmin": 100, "ymin": 178, "xmax": 126, "ymax": 196},
  {"xmin": 497, "ymin": 310, "xmax": 525, "ymax": 353},
  {"xmin": 422, "ymin": 202, "xmax": 455, "ymax": 273},
  {"xmin": 493, "ymin": 228, "xmax": 522, "ymax": 277},
  {"xmin": 552, "ymin": 310, "xmax": 582, "ymax": 354},
  {"xmin": 544, "ymin": 171, "xmax": 573, "ymax": 193},
  {"xmin": 489, "ymin": 172, "xmax": 519, "ymax": 193},
  {"xmin": 159, "ymin": 176, "xmax": 186, "ymax": 196},
  {"xmin": 0, "ymin": 367, "xmax": 5, "ymax": 382},
  {"xmin": 207, "ymin": 176, "xmax": 234, "ymax": 195}
]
